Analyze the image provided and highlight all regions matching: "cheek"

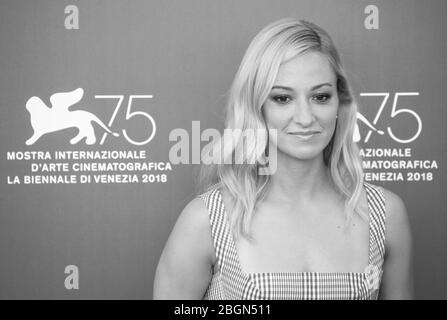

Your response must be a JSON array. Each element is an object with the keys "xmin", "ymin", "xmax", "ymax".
[
  {"xmin": 262, "ymin": 106, "xmax": 284, "ymax": 146},
  {"xmin": 321, "ymin": 113, "xmax": 337, "ymax": 129},
  {"xmin": 321, "ymin": 112, "xmax": 338, "ymax": 143},
  {"xmin": 316, "ymin": 104, "xmax": 339, "ymax": 129},
  {"xmin": 262, "ymin": 106, "xmax": 284, "ymax": 129}
]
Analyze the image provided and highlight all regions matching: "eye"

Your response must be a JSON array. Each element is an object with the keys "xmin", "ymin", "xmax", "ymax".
[
  {"xmin": 312, "ymin": 93, "xmax": 332, "ymax": 104},
  {"xmin": 271, "ymin": 95, "xmax": 292, "ymax": 105}
]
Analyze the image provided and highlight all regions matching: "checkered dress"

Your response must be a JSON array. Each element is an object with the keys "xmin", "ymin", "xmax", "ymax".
[{"xmin": 198, "ymin": 182, "xmax": 386, "ymax": 300}]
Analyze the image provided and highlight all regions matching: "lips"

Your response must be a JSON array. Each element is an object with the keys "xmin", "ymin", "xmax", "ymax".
[
  {"xmin": 288, "ymin": 131, "xmax": 320, "ymax": 136},
  {"xmin": 287, "ymin": 131, "xmax": 321, "ymax": 141}
]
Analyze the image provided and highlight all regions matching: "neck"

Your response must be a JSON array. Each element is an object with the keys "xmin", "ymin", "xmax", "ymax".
[{"xmin": 267, "ymin": 151, "xmax": 333, "ymax": 205}]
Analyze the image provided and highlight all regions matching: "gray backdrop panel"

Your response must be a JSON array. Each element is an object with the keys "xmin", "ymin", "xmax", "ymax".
[{"xmin": 0, "ymin": 0, "xmax": 445, "ymax": 299}]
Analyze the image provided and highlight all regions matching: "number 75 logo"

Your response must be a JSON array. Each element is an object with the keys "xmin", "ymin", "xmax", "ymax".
[
  {"xmin": 95, "ymin": 94, "xmax": 156, "ymax": 146},
  {"xmin": 355, "ymin": 92, "xmax": 422, "ymax": 144}
]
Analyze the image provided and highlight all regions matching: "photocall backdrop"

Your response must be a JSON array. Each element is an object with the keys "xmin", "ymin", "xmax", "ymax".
[{"xmin": 0, "ymin": 0, "xmax": 446, "ymax": 299}]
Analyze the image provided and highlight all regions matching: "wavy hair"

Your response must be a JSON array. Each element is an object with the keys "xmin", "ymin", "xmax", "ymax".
[{"xmin": 198, "ymin": 18, "xmax": 365, "ymax": 240}]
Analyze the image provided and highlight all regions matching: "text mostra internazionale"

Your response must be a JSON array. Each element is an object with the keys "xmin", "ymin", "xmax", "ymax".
[{"xmin": 7, "ymin": 150, "xmax": 148, "ymax": 161}]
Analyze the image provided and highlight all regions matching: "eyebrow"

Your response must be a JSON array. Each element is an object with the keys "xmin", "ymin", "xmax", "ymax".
[{"xmin": 271, "ymin": 83, "xmax": 333, "ymax": 91}]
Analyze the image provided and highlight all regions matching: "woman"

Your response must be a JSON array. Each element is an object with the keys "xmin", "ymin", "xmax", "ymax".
[{"xmin": 154, "ymin": 18, "xmax": 413, "ymax": 300}]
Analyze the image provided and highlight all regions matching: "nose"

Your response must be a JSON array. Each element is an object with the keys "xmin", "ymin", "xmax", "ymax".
[{"xmin": 292, "ymin": 99, "xmax": 315, "ymax": 127}]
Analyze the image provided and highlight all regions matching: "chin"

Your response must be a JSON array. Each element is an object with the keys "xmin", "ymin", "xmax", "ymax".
[{"xmin": 279, "ymin": 145, "xmax": 326, "ymax": 161}]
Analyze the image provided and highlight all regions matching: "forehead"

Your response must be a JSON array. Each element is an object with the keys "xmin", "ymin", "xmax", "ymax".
[{"xmin": 273, "ymin": 51, "xmax": 336, "ymax": 89}]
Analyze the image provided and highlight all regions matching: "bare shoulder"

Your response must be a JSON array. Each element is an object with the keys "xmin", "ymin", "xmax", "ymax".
[
  {"xmin": 380, "ymin": 187, "xmax": 412, "ymax": 250},
  {"xmin": 153, "ymin": 195, "xmax": 216, "ymax": 299},
  {"xmin": 381, "ymin": 187, "xmax": 409, "ymax": 224},
  {"xmin": 176, "ymin": 196, "xmax": 212, "ymax": 232},
  {"xmin": 168, "ymin": 196, "xmax": 216, "ymax": 265}
]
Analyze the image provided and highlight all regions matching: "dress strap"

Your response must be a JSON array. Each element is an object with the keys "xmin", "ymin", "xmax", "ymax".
[
  {"xmin": 364, "ymin": 182, "xmax": 386, "ymax": 267},
  {"xmin": 198, "ymin": 188, "xmax": 248, "ymax": 298}
]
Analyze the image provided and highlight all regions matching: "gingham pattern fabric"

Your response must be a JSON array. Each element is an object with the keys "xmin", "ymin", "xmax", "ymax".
[{"xmin": 198, "ymin": 182, "xmax": 386, "ymax": 300}]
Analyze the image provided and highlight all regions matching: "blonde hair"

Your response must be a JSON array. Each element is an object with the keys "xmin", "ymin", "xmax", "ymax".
[{"xmin": 198, "ymin": 18, "xmax": 365, "ymax": 239}]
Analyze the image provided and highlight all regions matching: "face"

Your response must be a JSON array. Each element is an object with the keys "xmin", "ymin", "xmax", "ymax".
[{"xmin": 262, "ymin": 51, "xmax": 339, "ymax": 162}]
